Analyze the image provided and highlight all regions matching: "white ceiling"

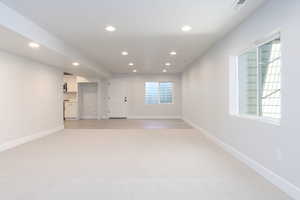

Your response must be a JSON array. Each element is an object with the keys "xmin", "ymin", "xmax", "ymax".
[
  {"xmin": 0, "ymin": 26, "xmax": 102, "ymax": 78},
  {"xmin": 0, "ymin": 0, "xmax": 267, "ymax": 74}
]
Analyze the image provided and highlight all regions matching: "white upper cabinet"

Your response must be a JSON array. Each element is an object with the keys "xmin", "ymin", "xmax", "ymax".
[{"xmin": 64, "ymin": 75, "xmax": 78, "ymax": 93}]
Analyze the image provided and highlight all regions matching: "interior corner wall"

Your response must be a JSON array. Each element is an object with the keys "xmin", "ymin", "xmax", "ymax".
[
  {"xmin": 0, "ymin": 50, "xmax": 63, "ymax": 146},
  {"xmin": 182, "ymin": 0, "xmax": 300, "ymax": 190}
]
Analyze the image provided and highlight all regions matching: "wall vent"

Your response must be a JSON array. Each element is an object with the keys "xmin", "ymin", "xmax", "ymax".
[{"xmin": 233, "ymin": 0, "xmax": 247, "ymax": 10}]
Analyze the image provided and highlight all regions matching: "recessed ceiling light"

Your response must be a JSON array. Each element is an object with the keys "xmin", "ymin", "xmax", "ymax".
[
  {"xmin": 170, "ymin": 51, "xmax": 177, "ymax": 55},
  {"xmin": 129, "ymin": 62, "xmax": 134, "ymax": 66},
  {"xmin": 122, "ymin": 51, "xmax": 128, "ymax": 56},
  {"xmin": 105, "ymin": 25, "xmax": 116, "ymax": 32},
  {"xmin": 28, "ymin": 42, "xmax": 40, "ymax": 49},
  {"xmin": 72, "ymin": 62, "xmax": 80, "ymax": 66},
  {"xmin": 133, "ymin": 69, "xmax": 137, "ymax": 73},
  {"xmin": 181, "ymin": 25, "xmax": 192, "ymax": 32},
  {"xmin": 163, "ymin": 69, "xmax": 167, "ymax": 73},
  {"xmin": 165, "ymin": 62, "xmax": 171, "ymax": 66}
]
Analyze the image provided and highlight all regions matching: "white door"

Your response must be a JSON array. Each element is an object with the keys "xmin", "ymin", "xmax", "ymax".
[
  {"xmin": 108, "ymin": 78, "xmax": 128, "ymax": 118},
  {"xmin": 79, "ymin": 83, "xmax": 98, "ymax": 119}
]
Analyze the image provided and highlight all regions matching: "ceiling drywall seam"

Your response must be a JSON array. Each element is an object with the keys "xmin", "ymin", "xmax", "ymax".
[{"xmin": 0, "ymin": 2, "xmax": 111, "ymax": 78}]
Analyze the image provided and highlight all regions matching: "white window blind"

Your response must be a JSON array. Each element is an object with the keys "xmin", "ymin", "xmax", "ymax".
[
  {"xmin": 238, "ymin": 37, "xmax": 281, "ymax": 120},
  {"xmin": 145, "ymin": 82, "xmax": 173, "ymax": 104},
  {"xmin": 238, "ymin": 49, "xmax": 258, "ymax": 116},
  {"xmin": 259, "ymin": 38, "xmax": 281, "ymax": 119},
  {"xmin": 159, "ymin": 82, "xmax": 173, "ymax": 103},
  {"xmin": 145, "ymin": 82, "xmax": 159, "ymax": 104}
]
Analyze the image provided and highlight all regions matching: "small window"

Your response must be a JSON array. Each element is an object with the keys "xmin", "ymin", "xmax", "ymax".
[
  {"xmin": 238, "ymin": 37, "xmax": 281, "ymax": 121},
  {"xmin": 145, "ymin": 82, "xmax": 159, "ymax": 104},
  {"xmin": 145, "ymin": 82, "xmax": 173, "ymax": 104}
]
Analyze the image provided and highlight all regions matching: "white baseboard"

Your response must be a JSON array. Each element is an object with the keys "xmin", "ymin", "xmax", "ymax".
[
  {"xmin": 0, "ymin": 125, "xmax": 64, "ymax": 152},
  {"xmin": 80, "ymin": 116, "xmax": 98, "ymax": 120},
  {"xmin": 128, "ymin": 116, "xmax": 182, "ymax": 120},
  {"xmin": 183, "ymin": 118, "xmax": 300, "ymax": 200},
  {"xmin": 65, "ymin": 118, "xmax": 78, "ymax": 120}
]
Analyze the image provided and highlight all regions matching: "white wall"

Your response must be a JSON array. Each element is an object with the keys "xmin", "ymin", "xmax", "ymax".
[
  {"xmin": 76, "ymin": 76, "xmax": 106, "ymax": 119},
  {"xmin": 78, "ymin": 83, "xmax": 98, "ymax": 119},
  {"xmin": 182, "ymin": 0, "xmax": 300, "ymax": 193},
  {"xmin": 0, "ymin": 2, "xmax": 110, "ymax": 78},
  {"xmin": 0, "ymin": 51, "xmax": 63, "ymax": 146},
  {"xmin": 108, "ymin": 74, "xmax": 182, "ymax": 119}
]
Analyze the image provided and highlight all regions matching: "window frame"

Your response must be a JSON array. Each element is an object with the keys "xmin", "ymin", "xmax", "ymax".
[
  {"xmin": 234, "ymin": 32, "xmax": 282, "ymax": 125},
  {"xmin": 144, "ymin": 81, "xmax": 174, "ymax": 105}
]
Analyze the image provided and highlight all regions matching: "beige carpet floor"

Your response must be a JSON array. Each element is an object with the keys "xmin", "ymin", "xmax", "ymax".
[
  {"xmin": 0, "ymin": 129, "xmax": 291, "ymax": 200},
  {"xmin": 64, "ymin": 119, "xmax": 192, "ymax": 129}
]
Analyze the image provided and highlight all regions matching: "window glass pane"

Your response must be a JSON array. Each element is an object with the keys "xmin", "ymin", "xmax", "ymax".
[
  {"xmin": 259, "ymin": 38, "xmax": 281, "ymax": 119},
  {"xmin": 159, "ymin": 82, "xmax": 173, "ymax": 103},
  {"xmin": 238, "ymin": 49, "xmax": 258, "ymax": 116},
  {"xmin": 145, "ymin": 82, "xmax": 159, "ymax": 104}
]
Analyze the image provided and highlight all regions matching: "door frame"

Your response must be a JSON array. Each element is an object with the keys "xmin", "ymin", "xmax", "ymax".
[
  {"xmin": 107, "ymin": 77, "xmax": 128, "ymax": 119},
  {"xmin": 77, "ymin": 82, "xmax": 99, "ymax": 120}
]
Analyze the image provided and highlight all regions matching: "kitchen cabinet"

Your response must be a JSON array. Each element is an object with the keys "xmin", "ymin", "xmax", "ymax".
[
  {"xmin": 64, "ymin": 75, "xmax": 78, "ymax": 93},
  {"xmin": 65, "ymin": 102, "xmax": 78, "ymax": 119}
]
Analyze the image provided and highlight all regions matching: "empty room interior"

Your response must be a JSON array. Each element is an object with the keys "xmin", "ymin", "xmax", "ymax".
[{"xmin": 1, "ymin": 0, "xmax": 300, "ymax": 199}]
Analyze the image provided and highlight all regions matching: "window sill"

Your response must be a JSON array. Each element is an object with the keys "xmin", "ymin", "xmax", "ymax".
[{"xmin": 231, "ymin": 114, "xmax": 281, "ymax": 126}]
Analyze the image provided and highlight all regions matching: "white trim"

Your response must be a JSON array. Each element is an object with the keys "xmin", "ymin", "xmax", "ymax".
[
  {"xmin": 234, "ymin": 33, "xmax": 282, "ymax": 125},
  {"xmin": 231, "ymin": 114, "xmax": 281, "ymax": 126},
  {"xmin": 229, "ymin": 56, "xmax": 239, "ymax": 115},
  {"xmin": 0, "ymin": 125, "xmax": 64, "ymax": 152},
  {"xmin": 254, "ymin": 30, "xmax": 281, "ymax": 47},
  {"xmin": 128, "ymin": 116, "xmax": 181, "ymax": 120},
  {"xmin": 183, "ymin": 118, "xmax": 300, "ymax": 200},
  {"xmin": 64, "ymin": 118, "xmax": 78, "ymax": 121},
  {"xmin": 80, "ymin": 116, "xmax": 98, "ymax": 120},
  {"xmin": 77, "ymin": 82, "xmax": 99, "ymax": 120}
]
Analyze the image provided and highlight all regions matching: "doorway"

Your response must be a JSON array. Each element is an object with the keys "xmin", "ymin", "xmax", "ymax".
[
  {"xmin": 108, "ymin": 78, "xmax": 128, "ymax": 118},
  {"xmin": 78, "ymin": 83, "xmax": 98, "ymax": 119}
]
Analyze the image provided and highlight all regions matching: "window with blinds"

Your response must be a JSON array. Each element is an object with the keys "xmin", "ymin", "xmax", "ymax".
[
  {"xmin": 238, "ymin": 36, "xmax": 281, "ymax": 121},
  {"xmin": 145, "ymin": 82, "xmax": 173, "ymax": 104},
  {"xmin": 259, "ymin": 38, "xmax": 281, "ymax": 119}
]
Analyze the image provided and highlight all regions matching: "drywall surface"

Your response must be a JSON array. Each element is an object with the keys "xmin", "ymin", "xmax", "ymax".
[
  {"xmin": 0, "ymin": 51, "xmax": 63, "ymax": 145},
  {"xmin": 182, "ymin": 0, "xmax": 300, "ymax": 190},
  {"xmin": 108, "ymin": 74, "xmax": 182, "ymax": 118},
  {"xmin": 76, "ymin": 76, "xmax": 106, "ymax": 119}
]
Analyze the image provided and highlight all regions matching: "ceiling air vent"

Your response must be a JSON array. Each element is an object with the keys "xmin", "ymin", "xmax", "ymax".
[{"xmin": 233, "ymin": 0, "xmax": 247, "ymax": 10}]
